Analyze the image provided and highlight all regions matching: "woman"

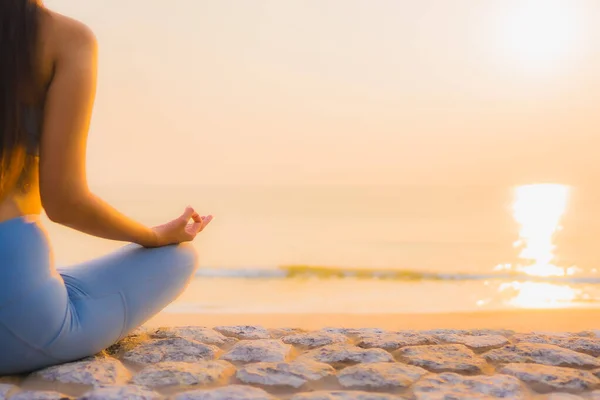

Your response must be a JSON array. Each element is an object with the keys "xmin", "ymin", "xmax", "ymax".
[{"xmin": 0, "ymin": 0, "xmax": 212, "ymax": 374}]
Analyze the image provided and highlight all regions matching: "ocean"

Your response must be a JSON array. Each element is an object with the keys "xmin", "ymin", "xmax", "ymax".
[{"xmin": 44, "ymin": 184, "xmax": 600, "ymax": 314}]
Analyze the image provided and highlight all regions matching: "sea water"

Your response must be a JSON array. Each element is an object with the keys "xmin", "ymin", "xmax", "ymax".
[{"xmin": 44, "ymin": 184, "xmax": 600, "ymax": 314}]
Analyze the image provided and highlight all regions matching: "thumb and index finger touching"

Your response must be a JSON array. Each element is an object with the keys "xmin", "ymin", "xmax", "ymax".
[{"xmin": 181, "ymin": 206, "xmax": 213, "ymax": 235}]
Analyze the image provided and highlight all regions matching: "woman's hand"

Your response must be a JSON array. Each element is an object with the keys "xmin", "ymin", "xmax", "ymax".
[{"xmin": 149, "ymin": 206, "xmax": 213, "ymax": 247}]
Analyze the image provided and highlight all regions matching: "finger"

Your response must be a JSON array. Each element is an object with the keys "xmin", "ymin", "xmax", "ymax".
[
  {"xmin": 192, "ymin": 221, "xmax": 203, "ymax": 234},
  {"xmin": 179, "ymin": 206, "xmax": 196, "ymax": 223},
  {"xmin": 199, "ymin": 215, "xmax": 213, "ymax": 231},
  {"xmin": 183, "ymin": 222, "xmax": 201, "ymax": 238},
  {"xmin": 192, "ymin": 213, "xmax": 202, "ymax": 223}
]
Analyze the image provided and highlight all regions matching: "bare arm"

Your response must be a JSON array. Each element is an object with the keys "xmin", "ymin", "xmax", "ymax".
[{"xmin": 39, "ymin": 17, "xmax": 158, "ymax": 247}]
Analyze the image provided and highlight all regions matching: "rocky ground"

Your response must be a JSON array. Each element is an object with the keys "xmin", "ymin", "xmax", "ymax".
[{"xmin": 3, "ymin": 326, "xmax": 600, "ymax": 399}]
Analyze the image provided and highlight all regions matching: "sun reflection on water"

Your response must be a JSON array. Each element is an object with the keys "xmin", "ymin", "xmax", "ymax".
[
  {"xmin": 499, "ymin": 281, "xmax": 579, "ymax": 308},
  {"xmin": 492, "ymin": 184, "xmax": 579, "ymax": 308},
  {"xmin": 511, "ymin": 184, "xmax": 570, "ymax": 277}
]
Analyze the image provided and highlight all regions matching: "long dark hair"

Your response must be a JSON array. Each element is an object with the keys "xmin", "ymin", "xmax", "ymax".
[{"xmin": 0, "ymin": 0, "xmax": 42, "ymax": 198}]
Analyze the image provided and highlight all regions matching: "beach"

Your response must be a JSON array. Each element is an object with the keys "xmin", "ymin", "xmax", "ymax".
[
  {"xmin": 11, "ymin": 184, "xmax": 597, "ymax": 397},
  {"xmin": 148, "ymin": 308, "xmax": 600, "ymax": 333},
  {"xmin": 2, "ymin": 0, "xmax": 599, "ymax": 397},
  {"xmin": 21, "ymin": 184, "xmax": 600, "ymax": 398}
]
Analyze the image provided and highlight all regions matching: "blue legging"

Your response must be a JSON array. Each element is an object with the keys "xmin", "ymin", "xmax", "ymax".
[{"xmin": 0, "ymin": 216, "xmax": 198, "ymax": 375}]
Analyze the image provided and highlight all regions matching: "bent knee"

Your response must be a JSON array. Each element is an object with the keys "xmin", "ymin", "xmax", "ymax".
[{"xmin": 170, "ymin": 242, "xmax": 199, "ymax": 274}]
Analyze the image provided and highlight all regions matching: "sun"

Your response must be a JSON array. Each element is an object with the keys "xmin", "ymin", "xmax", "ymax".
[{"xmin": 493, "ymin": 0, "xmax": 584, "ymax": 71}]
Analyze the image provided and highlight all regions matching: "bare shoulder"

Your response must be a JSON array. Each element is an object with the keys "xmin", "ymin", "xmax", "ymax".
[{"xmin": 41, "ymin": 9, "xmax": 97, "ymax": 59}]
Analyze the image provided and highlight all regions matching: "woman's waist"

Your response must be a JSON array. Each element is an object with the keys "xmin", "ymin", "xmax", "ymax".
[
  {"xmin": 0, "ymin": 216, "xmax": 53, "ymax": 299},
  {"xmin": 0, "ymin": 192, "xmax": 42, "ymax": 223}
]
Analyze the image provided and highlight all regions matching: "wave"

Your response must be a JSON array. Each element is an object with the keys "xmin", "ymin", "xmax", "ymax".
[{"xmin": 195, "ymin": 265, "xmax": 600, "ymax": 283}]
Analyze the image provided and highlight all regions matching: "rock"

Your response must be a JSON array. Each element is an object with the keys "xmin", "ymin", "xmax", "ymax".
[
  {"xmin": 282, "ymin": 331, "xmax": 348, "ymax": 348},
  {"xmin": 106, "ymin": 327, "xmax": 153, "ymax": 355},
  {"xmin": 34, "ymin": 357, "xmax": 130, "ymax": 385},
  {"xmin": 321, "ymin": 328, "xmax": 386, "ymax": 336},
  {"xmin": 533, "ymin": 332, "xmax": 574, "ymax": 338},
  {"xmin": 221, "ymin": 340, "xmax": 291, "ymax": 363},
  {"xmin": 10, "ymin": 392, "xmax": 72, "ymax": 400},
  {"xmin": 512, "ymin": 333, "xmax": 600, "ymax": 357},
  {"xmin": 131, "ymin": 361, "xmax": 235, "ymax": 388},
  {"xmin": 299, "ymin": 344, "xmax": 394, "ymax": 367},
  {"xmin": 237, "ymin": 359, "xmax": 335, "ymax": 388},
  {"xmin": 543, "ymin": 394, "xmax": 584, "ymax": 400},
  {"xmin": 356, "ymin": 332, "xmax": 438, "ymax": 351},
  {"xmin": 412, "ymin": 372, "xmax": 526, "ymax": 400},
  {"xmin": 577, "ymin": 330, "xmax": 600, "ymax": 339},
  {"xmin": 499, "ymin": 363, "xmax": 600, "ymax": 393},
  {"xmin": 106, "ymin": 336, "xmax": 145, "ymax": 356},
  {"xmin": 433, "ymin": 334, "xmax": 509, "ymax": 352},
  {"xmin": 78, "ymin": 385, "xmax": 161, "ymax": 400},
  {"xmin": 483, "ymin": 343, "xmax": 600, "ymax": 369},
  {"xmin": 174, "ymin": 385, "xmax": 275, "ymax": 400},
  {"xmin": 269, "ymin": 328, "xmax": 307, "ymax": 338},
  {"xmin": 0, "ymin": 384, "xmax": 16, "ymax": 400},
  {"xmin": 123, "ymin": 337, "xmax": 219, "ymax": 364},
  {"xmin": 291, "ymin": 391, "xmax": 403, "ymax": 400},
  {"xmin": 131, "ymin": 326, "xmax": 154, "ymax": 336},
  {"xmin": 470, "ymin": 329, "xmax": 516, "ymax": 337},
  {"xmin": 337, "ymin": 362, "xmax": 427, "ymax": 390},
  {"xmin": 394, "ymin": 344, "xmax": 487, "ymax": 374},
  {"xmin": 213, "ymin": 325, "xmax": 270, "ymax": 340},
  {"xmin": 588, "ymin": 391, "xmax": 600, "ymax": 400},
  {"xmin": 152, "ymin": 326, "xmax": 236, "ymax": 346},
  {"xmin": 422, "ymin": 329, "xmax": 515, "ymax": 338}
]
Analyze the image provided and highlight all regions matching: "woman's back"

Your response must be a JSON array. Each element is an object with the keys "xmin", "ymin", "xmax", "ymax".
[{"xmin": 0, "ymin": 4, "xmax": 93, "ymax": 221}]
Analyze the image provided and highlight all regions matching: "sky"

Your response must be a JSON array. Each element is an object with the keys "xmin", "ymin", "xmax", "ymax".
[{"xmin": 44, "ymin": 0, "xmax": 600, "ymax": 187}]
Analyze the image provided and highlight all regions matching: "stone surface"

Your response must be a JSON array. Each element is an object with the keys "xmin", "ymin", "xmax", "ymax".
[
  {"xmin": 131, "ymin": 361, "xmax": 235, "ymax": 388},
  {"xmin": 533, "ymin": 332, "xmax": 575, "ymax": 338},
  {"xmin": 292, "ymin": 391, "xmax": 403, "ymax": 400},
  {"xmin": 337, "ymin": 362, "xmax": 428, "ymax": 390},
  {"xmin": 106, "ymin": 327, "xmax": 152, "ymax": 356},
  {"xmin": 221, "ymin": 340, "xmax": 292, "ymax": 363},
  {"xmin": 512, "ymin": 333, "xmax": 600, "ymax": 357},
  {"xmin": 588, "ymin": 391, "xmax": 600, "ymax": 399},
  {"xmin": 152, "ymin": 326, "xmax": 236, "ymax": 347},
  {"xmin": 433, "ymin": 333, "xmax": 509, "ymax": 352},
  {"xmin": 423, "ymin": 329, "xmax": 515, "ymax": 338},
  {"xmin": 0, "ymin": 385, "xmax": 16, "ymax": 400},
  {"xmin": 214, "ymin": 326, "xmax": 271, "ymax": 340},
  {"xmin": 10, "ymin": 392, "xmax": 72, "ymax": 400},
  {"xmin": 395, "ymin": 344, "xmax": 487, "ymax": 374},
  {"xmin": 14, "ymin": 327, "xmax": 600, "ymax": 399},
  {"xmin": 292, "ymin": 390, "xmax": 402, "ymax": 400},
  {"xmin": 412, "ymin": 372, "xmax": 526, "ymax": 399},
  {"xmin": 543, "ymin": 394, "xmax": 585, "ymax": 400},
  {"xmin": 237, "ymin": 359, "xmax": 335, "ymax": 388},
  {"xmin": 78, "ymin": 385, "xmax": 161, "ymax": 400},
  {"xmin": 483, "ymin": 343, "xmax": 600, "ymax": 369},
  {"xmin": 282, "ymin": 331, "xmax": 348, "ymax": 348},
  {"xmin": 356, "ymin": 332, "xmax": 438, "ymax": 351},
  {"xmin": 499, "ymin": 363, "xmax": 600, "ymax": 393},
  {"xmin": 174, "ymin": 385, "xmax": 275, "ymax": 400},
  {"xmin": 269, "ymin": 328, "xmax": 307, "ymax": 338},
  {"xmin": 577, "ymin": 330, "xmax": 600, "ymax": 338},
  {"xmin": 321, "ymin": 328, "xmax": 386, "ymax": 336},
  {"xmin": 299, "ymin": 344, "xmax": 394, "ymax": 367},
  {"xmin": 34, "ymin": 357, "xmax": 131, "ymax": 386},
  {"xmin": 123, "ymin": 337, "xmax": 219, "ymax": 364}
]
